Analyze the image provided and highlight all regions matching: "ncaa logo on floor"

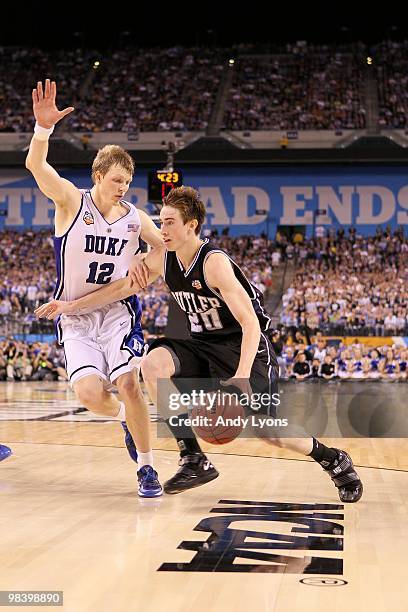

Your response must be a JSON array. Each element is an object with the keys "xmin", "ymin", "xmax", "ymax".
[{"xmin": 159, "ymin": 500, "xmax": 344, "ymax": 574}]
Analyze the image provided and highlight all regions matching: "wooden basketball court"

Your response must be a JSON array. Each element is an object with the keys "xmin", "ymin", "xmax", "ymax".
[{"xmin": 0, "ymin": 381, "xmax": 407, "ymax": 612}]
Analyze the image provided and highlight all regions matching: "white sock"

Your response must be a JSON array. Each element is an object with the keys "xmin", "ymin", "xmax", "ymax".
[
  {"xmin": 115, "ymin": 401, "xmax": 126, "ymax": 422},
  {"xmin": 138, "ymin": 451, "xmax": 154, "ymax": 469}
]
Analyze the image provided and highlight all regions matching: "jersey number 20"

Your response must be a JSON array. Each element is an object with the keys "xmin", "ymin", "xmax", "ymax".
[
  {"xmin": 86, "ymin": 262, "xmax": 114, "ymax": 285},
  {"xmin": 188, "ymin": 308, "xmax": 223, "ymax": 332}
]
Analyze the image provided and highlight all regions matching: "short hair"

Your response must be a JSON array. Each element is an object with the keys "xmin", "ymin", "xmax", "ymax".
[
  {"xmin": 162, "ymin": 186, "xmax": 205, "ymax": 235},
  {"xmin": 91, "ymin": 145, "xmax": 134, "ymax": 183}
]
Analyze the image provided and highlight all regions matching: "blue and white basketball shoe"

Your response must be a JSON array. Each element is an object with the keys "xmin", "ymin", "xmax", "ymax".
[
  {"xmin": 137, "ymin": 465, "xmax": 163, "ymax": 497},
  {"xmin": 0, "ymin": 444, "xmax": 12, "ymax": 462}
]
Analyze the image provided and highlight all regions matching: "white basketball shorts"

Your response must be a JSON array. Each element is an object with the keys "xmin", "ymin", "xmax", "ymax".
[{"xmin": 56, "ymin": 296, "xmax": 144, "ymax": 385}]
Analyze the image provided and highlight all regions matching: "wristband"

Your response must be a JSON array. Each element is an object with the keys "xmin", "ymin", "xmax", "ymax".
[{"xmin": 33, "ymin": 122, "xmax": 55, "ymax": 141}]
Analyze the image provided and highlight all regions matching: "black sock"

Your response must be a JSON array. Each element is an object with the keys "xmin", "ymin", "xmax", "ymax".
[
  {"xmin": 308, "ymin": 438, "xmax": 338, "ymax": 467},
  {"xmin": 165, "ymin": 413, "xmax": 203, "ymax": 457}
]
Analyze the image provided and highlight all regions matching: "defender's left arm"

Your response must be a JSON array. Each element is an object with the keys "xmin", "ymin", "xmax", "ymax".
[
  {"xmin": 131, "ymin": 210, "xmax": 165, "ymax": 286},
  {"xmin": 139, "ymin": 210, "xmax": 164, "ymax": 249}
]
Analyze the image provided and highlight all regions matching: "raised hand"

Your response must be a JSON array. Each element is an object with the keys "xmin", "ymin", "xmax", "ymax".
[{"xmin": 32, "ymin": 79, "xmax": 74, "ymax": 128}]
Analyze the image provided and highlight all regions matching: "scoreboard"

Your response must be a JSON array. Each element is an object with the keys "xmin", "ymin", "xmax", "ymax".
[{"xmin": 147, "ymin": 170, "xmax": 183, "ymax": 203}]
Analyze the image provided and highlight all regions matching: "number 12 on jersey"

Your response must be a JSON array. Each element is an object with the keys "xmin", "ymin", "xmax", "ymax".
[{"xmin": 86, "ymin": 262, "xmax": 115, "ymax": 285}]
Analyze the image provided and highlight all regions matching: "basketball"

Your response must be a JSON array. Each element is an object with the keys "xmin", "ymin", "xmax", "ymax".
[{"xmin": 191, "ymin": 392, "xmax": 245, "ymax": 445}]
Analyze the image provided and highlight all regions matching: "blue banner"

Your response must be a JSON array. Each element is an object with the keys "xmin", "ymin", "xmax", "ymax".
[{"xmin": 1, "ymin": 166, "xmax": 407, "ymax": 236}]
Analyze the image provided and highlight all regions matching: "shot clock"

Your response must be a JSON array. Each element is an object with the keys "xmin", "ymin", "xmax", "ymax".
[{"xmin": 148, "ymin": 169, "xmax": 183, "ymax": 203}]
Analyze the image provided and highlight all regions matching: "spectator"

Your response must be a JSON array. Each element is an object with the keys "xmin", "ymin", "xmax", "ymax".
[
  {"xmin": 292, "ymin": 352, "xmax": 311, "ymax": 380},
  {"xmin": 320, "ymin": 355, "xmax": 337, "ymax": 380}
]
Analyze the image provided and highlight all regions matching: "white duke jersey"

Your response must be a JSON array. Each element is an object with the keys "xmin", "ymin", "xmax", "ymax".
[{"xmin": 53, "ymin": 189, "xmax": 141, "ymax": 301}]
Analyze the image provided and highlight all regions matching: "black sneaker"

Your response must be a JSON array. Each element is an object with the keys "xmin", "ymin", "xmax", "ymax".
[
  {"xmin": 323, "ymin": 449, "xmax": 363, "ymax": 503},
  {"xmin": 163, "ymin": 453, "xmax": 219, "ymax": 494}
]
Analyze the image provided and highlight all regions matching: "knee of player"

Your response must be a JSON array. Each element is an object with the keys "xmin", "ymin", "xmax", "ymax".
[
  {"xmin": 141, "ymin": 349, "xmax": 174, "ymax": 382},
  {"xmin": 115, "ymin": 372, "xmax": 141, "ymax": 399},
  {"xmin": 141, "ymin": 356, "xmax": 161, "ymax": 383},
  {"xmin": 74, "ymin": 380, "xmax": 105, "ymax": 409}
]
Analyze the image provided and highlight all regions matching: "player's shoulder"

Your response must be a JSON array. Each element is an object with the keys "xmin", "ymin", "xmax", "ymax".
[
  {"xmin": 203, "ymin": 248, "xmax": 234, "ymax": 280},
  {"xmin": 202, "ymin": 242, "xmax": 232, "ymax": 264}
]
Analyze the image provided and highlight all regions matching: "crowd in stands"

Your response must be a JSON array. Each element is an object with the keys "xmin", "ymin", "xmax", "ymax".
[
  {"xmin": 0, "ymin": 47, "xmax": 93, "ymax": 133},
  {"xmin": 1, "ymin": 225, "xmax": 407, "ymax": 382},
  {"xmin": 0, "ymin": 230, "xmax": 56, "ymax": 334},
  {"xmin": 271, "ymin": 329, "xmax": 407, "ymax": 382},
  {"xmin": 280, "ymin": 226, "xmax": 408, "ymax": 336},
  {"xmin": 374, "ymin": 40, "xmax": 408, "ymax": 129},
  {"xmin": 70, "ymin": 46, "xmax": 223, "ymax": 132},
  {"xmin": 1, "ymin": 226, "xmax": 406, "ymax": 340},
  {"xmin": 223, "ymin": 44, "xmax": 367, "ymax": 131},
  {"xmin": 0, "ymin": 45, "xmax": 223, "ymax": 133},
  {"xmin": 0, "ymin": 338, "xmax": 67, "ymax": 382},
  {"xmin": 3, "ymin": 40, "xmax": 408, "ymax": 133},
  {"xmin": 2, "ymin": 332, "xmax": 406, "ymax": 383}
]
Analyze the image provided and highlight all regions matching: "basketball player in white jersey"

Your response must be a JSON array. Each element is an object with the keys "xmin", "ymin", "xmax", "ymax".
[
  {"xmin": 36, "ymin": 186, "xmax": 363, "ymax": 503},
  {"xmin": 26, "ymin": 80, "xmax": 162, "ymax": 497}
]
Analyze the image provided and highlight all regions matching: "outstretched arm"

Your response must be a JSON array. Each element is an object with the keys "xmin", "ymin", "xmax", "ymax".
[
  {"xmin": 25, "ymin": 79, "xmax": 79, "ymax": 209},
  {"xmin": 35, "ymin": 247, "xmax": 166, "ymax": 319}
]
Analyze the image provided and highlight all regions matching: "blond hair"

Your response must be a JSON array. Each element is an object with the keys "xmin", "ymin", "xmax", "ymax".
[{"xmin": 91, "ymin": 145, "xmax": 134, "ymax": 183}]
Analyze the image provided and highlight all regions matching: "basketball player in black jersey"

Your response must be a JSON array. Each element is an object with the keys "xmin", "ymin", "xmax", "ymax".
[{"xmin": 35, "ymin": 186, "xmax": 363, "ymax": 503}]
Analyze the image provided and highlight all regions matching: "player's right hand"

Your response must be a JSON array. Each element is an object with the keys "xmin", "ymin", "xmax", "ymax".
[
  {"xmin": 34, "ymin": 299, "xmax": 73, "ymax": 320},
  {"xmin": 129, "ymin": 253, "xmax": 149, "ymax": 288},
  {"xmin": 32, "ymin": 79, "xmax": 74, "ymax": 128}
]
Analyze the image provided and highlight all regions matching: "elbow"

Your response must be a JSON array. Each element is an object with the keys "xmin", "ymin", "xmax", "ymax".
[
  {"xmin": 241, "ymin": 315, "xmax": 261, "ymax": 334},
  {"xmin": 151, "ymin": 241, "xmax": 166, "ymax": 252},
  {"xmin": 25, "ymin": 155, "xmax": 37, "ymax": 173}
]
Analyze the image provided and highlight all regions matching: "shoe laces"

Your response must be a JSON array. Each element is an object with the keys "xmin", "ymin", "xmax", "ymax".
[
  {"xmin": 139, "ymin": 465, "xmax": 158, "ymax": 482},
  {"xmin": 178, "ymin": 453, "xmax": 204, "ymax": 466}
]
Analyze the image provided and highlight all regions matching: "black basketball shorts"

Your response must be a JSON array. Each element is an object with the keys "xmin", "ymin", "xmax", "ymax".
[{"xmin": 147, "ymin": 332, "xmax": 279, "ymax": 417}]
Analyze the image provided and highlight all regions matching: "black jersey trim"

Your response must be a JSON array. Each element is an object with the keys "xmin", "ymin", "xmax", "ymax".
[
  {"xmin": 110, "ymin": 355, "xmax": 135, "ymax": 377},
  {"xmin": 69, "ymin": 364, "xmax": 100, "ymax": 380}
]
